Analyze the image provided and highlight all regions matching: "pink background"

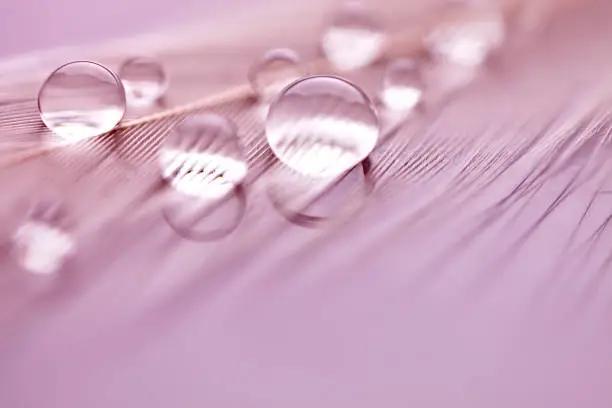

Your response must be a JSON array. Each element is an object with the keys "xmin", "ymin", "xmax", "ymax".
[
  {"xmin": 0, "ymin": 1, "xmax": 611, "ymax": 407},
  {"xmin": 0, "ymin": 0, "xmax": 244, "ymax": 57}
]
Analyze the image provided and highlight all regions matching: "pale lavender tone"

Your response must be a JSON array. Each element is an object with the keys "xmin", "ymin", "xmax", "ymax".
[
  {"xmin": 0, "ymin": 1, "xmax": 611, "ymax": 408},
  {"xmin": 0, "ymin": 0, "xmax": 251, "ymax": 57}
]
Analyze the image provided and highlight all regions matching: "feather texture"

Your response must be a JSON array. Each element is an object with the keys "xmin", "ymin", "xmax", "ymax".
[{"xmin": 1, "ymin": 1, "xmax": 612, "ymax": 408}]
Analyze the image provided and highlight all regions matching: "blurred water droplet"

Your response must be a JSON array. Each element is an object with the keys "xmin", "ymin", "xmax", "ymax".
[
  {"xmin": 159, "ymin": 114, "xmax": 248, "ymax": 200},
  {"xmin": 381, "ymin": 58, "xmax": 424, "ymax": 114},
  {"xmin": 321, "ymin": 2, "xmax": 386, "ymax": 71},
  {"xmin": 11, "ymin": 199, "xmax": 75, "ymax": 276},
  {"xmin": 249, "ymin": 49, "xmax": 304, "ymax": 103},
  {"xmin": 119, "ymin": 56, "xmax": 167, "ymax": 107},
  {"xmin": 38, "ymin": 61, "xmax": 125, "ymax": 143},
  {"xmin": 266, "ymin": 75, "xmax": 379, "ymax": 178},
  {"xmin": 425, "ymin": 7, "xmax": 506, "ymax": 67}
]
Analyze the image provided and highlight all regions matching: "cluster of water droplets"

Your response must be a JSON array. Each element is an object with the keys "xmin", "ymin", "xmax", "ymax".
[
  {"xmin": 37, "ymin": 56, "xmax": 168, "ymax": 146},
  {"xmin": 25, "ymin": 0, "xmax": 513, "ymax": 251},
  {"xmin": 319, "ymin": 2, "xmax": 424, "ymax": 121}
]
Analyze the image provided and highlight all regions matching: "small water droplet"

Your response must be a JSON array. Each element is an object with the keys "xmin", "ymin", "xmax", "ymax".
[
  {"xmin": 38, "ymin": 61, "xmax": 125, "ymax": 143},
  {"xmin": 249, "ymin": 49, "xmax": 304, "ymax": 103},
  {"xmin": 119, "ymin": 56, "xmax": 168, "ymax": 107},
  {"xmin": 159, "ymin": 114, "xmax": 248, "ymax": 200},
  {"xmin": 11, "ymin": 199, "xmax": 76, "ymax": 276},
  {"xmin": 425, "ymin": 6, "xmax": 506, "ymax": 67},
  {"xmin": 321, "ymin": 2, "xmax": 386, "ymax": 71},
  {"xmin": 381, "ymin": 58, "xmax": 424, "ymax": 113},
  {"xmin": 266, "ymin": 75, "xmax": 379, "ymax": 178}
]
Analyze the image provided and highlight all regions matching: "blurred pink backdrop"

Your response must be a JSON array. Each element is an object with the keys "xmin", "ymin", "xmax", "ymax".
[
  {"xmin": 0, "ymin": 0, "xmax": 245, "ymax": 57},
  {"xmin": 0, "ymin": 1, "xmax": 611, "ymax": 408}
]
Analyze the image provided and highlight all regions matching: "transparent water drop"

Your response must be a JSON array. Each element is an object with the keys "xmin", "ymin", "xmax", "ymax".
[
  {"xmin": 159, "ymin": 114, "xmax": 248, "ymax": 200},
  {"xmin": 11, "ymin": 199, "xmax": 76, "ymax": 276},
  {"xmin": 381, "ymin": 58, "xmax": 425, "ymax": 113},
  {"xmin": 424, "ymin": 6, "xmax": 506, "ymax": 67},
  {"xmin": 38, "ymin": 61, "xmax": 125, "ymax": 143},
  {"xmin": 321, "ymin": 2, "xmax": 386, "ymax": 71},
  {"xmin": 119, "ymin": 56, "xmax": 168, "ymax": 107},
  {"xmin": 266, "ymin": 75, "xmax": 379, "ymax": 179},
  {"xmin": 249, "ymin": 49, "xmax": 304, "ymax": 104},
  {"xmin": 266, "ymin": 158, "xmax": 373, "ymax": 228}
]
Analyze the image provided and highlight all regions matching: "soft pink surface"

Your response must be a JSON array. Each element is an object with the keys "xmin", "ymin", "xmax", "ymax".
[
  {"xmin": 0, "ymin": 0, "xmax": 244, "ymax": 57},
  {"xmin": 0, "ymin": 1, "xmax": 611, "ymax": 408}
]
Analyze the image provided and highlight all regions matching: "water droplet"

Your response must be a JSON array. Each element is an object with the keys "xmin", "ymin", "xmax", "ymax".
[
  {"xmin": 266, "ymin": 75, "xmax": 379, "ymax": 178},
  {"xmin": 159, "ymin": 114, "xmax": 248, "ymax": 200},
  {"xmin": 321, "ymin": 2, "xmax": 386, "ymax": 71},
  {"xmin": 249, "ymin": 49, "xmax": 304, "ymax": 103},
  {"xmin": 11, "ymin": 199, "xmax": 76, "ymax": 276},
  {"xmin": 424, "ymin": 6, "xmax": 506, "ymax": 67},
  {"xmin": 119, "ymin": 56, "xmax": 168, "ymax": 107},
  {"xmin": 266, "ymin": 158, "xmax": 373, "ymax": 228},
  {"xmin": 381, "ymin": 58, "xmax": 424, "ymax": 113},
  {"xmin": 38, "ymin": 61, "xmax": 125, "ymax": 143}
]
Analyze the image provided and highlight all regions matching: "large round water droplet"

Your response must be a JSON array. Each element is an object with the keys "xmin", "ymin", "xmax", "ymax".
[
  {"xmin": 119, "ymin": 56, "xmax": 168, "ymax": 107},
  {"xmin": 266, "ymin": 75, "xmax": 379, "ymax": 178},
  {"xmin": 159, "ymin": 114, "xmax": 248, "ymax": 200},
  {"xmin": 425, "ymin": 6, "xmax": 506, "ymax": 67},
  {"xmin": 321, "ymin": 2, "xmax": 386, "ymax": 71},
  {"xmin": 248, "ymin": 49, "xmax": 304, "ymax": 104},
  {"xmin": 381, "ymin": 58, "xmax": 424, "ymax": 113},
  {"xmin": 38, "ymin": 61, "xmax": 125, "ymax": 143}
]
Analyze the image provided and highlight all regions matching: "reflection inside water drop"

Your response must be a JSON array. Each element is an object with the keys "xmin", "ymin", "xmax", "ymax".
[
  {"xmin": 11, "ymin": 199, "xmax": 75, "ymax": 276},
  {"xmin": 38, "ymin": 61, "xmax": 125, "ymax": 143},
  {"xmin": 265, "ymin": 75, "xmax": 379, "ymax": 179},
  {"xmin": 321, "ymin": 2, "xmax": 386, "ymax": 71},
  {"xmin": 119, "ymin": 56, "xmax": 168, "ymax": 107},
  {"xmin": 381, "ymin": 58, "xmax": 424, "ymax": 113},
  {"xmin": 159, "ymin": 114, "xmax": 248, "ymax": 201},
  {"xmin": 266, "ymin": 158, "xmax": 373, "ymax": 228}
]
